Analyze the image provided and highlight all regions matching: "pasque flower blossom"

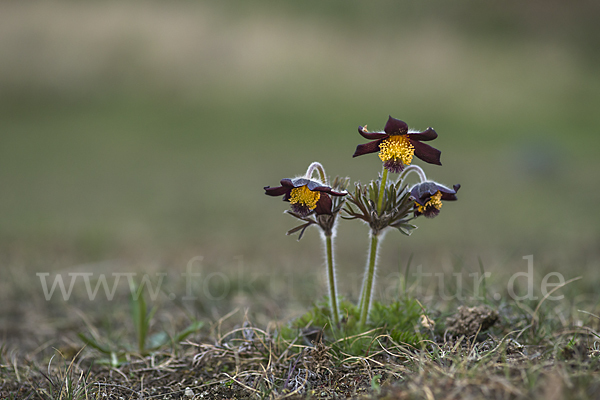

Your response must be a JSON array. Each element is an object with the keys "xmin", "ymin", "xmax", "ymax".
[
  {"xmin": 410, "ymin": 181, "xmax": 460, "ymax": 218},
  {"xmin": 353, "ymin": 116, "xmax": 442, "ymax": 173},
  {"xmin": 264, "ymin": 177, "xmax": 347, "ymax": 217}
]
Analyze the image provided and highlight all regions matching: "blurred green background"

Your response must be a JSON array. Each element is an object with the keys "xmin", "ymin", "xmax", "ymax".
[{"xmin": 1, "ymin": 0, "xmax": 600, "ymax": 302}]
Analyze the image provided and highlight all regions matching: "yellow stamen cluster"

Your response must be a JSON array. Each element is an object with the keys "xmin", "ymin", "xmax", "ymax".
[
  {"xmin": 416, "ymin": 191, "xmax": 443, "ymax": 213},
  {"xmin": 378, "ymin": 135, "xmax": 415, "ymax": 165},
  {"xmin": 289, "ymin": 185, "xmax": 321, "ymax": 210}
]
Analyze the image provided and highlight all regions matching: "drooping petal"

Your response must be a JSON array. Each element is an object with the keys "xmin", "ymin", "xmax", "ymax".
[
  {"xmin": 265, "ymin": 175, "xmax": 345, "ymax": 218},
  {"xmin": 384, "ymin": 116, "xmax": 409, "ymax": 135},
  {"xmin": 296, "ymin": 178, "xmax": 347, "ymax": 196},
  {"xmin": 411, "ymin": 182, "xmax": 437, "ymax": 202},
  {"xmin": 358, "ymin": 126, "xmax": 388, "ymax": 140},
  {"xmin": 290, "ymin": 178, "xmax": 312, "ymax": 188},
  {"xmin": 407, "ymin": 127, "xmax": 437, "ymax": 141},
  {"xmin": 353, "ymin": 140, "xmax": 383, "ymax": 157},
  {"xmin": 280, "ymin": 178, "xmax": 296, "ymax": 187},
  {"xmin": 312, "ymin": 186, "xmax": 347, "ymax": 196},
  {"xmin": 440, "ymin": 184, "xmax": 460, "ymax": 201},
  {"xmin": 411, "ymin": 140, "xmax": 442, "ymax": 165},
  {"xmin": 411, "ymin": 181, "xmax": 459, "ymax": 203},
  {"xmin": 264, "ymin": 185, "xmax": 289, "ymax": 197},
  {"xmin": 302, "ymin": 180, "xmax": 323, "ymax": 191},
  {"xmin": 315, "ymin": 193, "xmax": 333, "ymax": 215}
]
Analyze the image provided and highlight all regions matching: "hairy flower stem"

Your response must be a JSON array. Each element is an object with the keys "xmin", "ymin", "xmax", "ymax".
[
  {"xmin": 376, "ymin": 167, "xmax": 388, "ymax": 215},
  {"xmin": 307, "ymin": 161, "xmax": 339, "ymax": 323},
  {"xmin": 305, "ymin": 162, "xmax": 327, "ymax": 184},
  {"xmin": 324, "ymin": 234, "xmax": 340, "ymax": 325},
  {"xmin": 397, "ymin": 165, "xmax": 427, "ymax": 184},
  {"xmin": 359, "ymin": 233, "xmax": 379, "ymax": 326}
]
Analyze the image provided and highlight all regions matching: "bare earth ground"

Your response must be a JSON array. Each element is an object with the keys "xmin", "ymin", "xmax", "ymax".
[{"xmin": 2, "ymin": 248, "xmax": 600, "ymax": 400}]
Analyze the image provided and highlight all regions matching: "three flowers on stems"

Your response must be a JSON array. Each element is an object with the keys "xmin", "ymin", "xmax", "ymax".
[{"xmin": 264, "ymin": 115, "xmax": 460, "ymax": 329}]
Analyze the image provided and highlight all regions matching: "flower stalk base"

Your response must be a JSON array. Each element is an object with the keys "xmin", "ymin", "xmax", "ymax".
[
  {"xmin": 359, "ymin": 233, "xmax": 379, "ymax": 326},
  {"xmin": 324, "ymin": 234, "xmax": 340, "ymax": 325}
]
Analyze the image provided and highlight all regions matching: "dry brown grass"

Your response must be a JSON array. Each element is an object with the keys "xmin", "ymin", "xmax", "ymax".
[{"xmin": 2, "ymin": 296, "xmax": 600, "ymax": 399}]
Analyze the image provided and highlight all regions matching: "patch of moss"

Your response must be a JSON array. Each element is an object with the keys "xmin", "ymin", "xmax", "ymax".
[{"xmin": 280, "ymin": 297, "xmax": 424, "ymax": 356}]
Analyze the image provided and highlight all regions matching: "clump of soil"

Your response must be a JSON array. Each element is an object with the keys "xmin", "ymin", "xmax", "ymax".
[{"xmin": 446, "ymin": 305, "xmax": 499, "ymax": 336}]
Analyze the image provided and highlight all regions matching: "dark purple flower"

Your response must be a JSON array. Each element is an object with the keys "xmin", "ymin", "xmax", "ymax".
[
  {"xmin": 411, "ymin": 182, "xmax": 460, "ymax": 218},
  {"xmin": 353, "ymin": 116, "xmax": 442, "ymax": 173},
  {"xmin": 264, "ymin": 177, "xmax": 347, "ymax": 216}
]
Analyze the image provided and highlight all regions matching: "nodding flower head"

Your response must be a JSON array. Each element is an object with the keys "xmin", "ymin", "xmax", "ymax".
[
  {"xmin": 264, "ymin": 177, "xmax": 347, "ymax": 217},
  {"xmin": 353, "ymin": 116, "xmax": 442, "ymax": 173},
  {"xmin": 410, "ymin": 181, "xmax": 460, "ymax": 218}
]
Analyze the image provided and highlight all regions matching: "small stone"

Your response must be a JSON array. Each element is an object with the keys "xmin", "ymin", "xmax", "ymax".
[{"xmin": 446, "ymin": 305, "xmax": 499, "ymax": 336}]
